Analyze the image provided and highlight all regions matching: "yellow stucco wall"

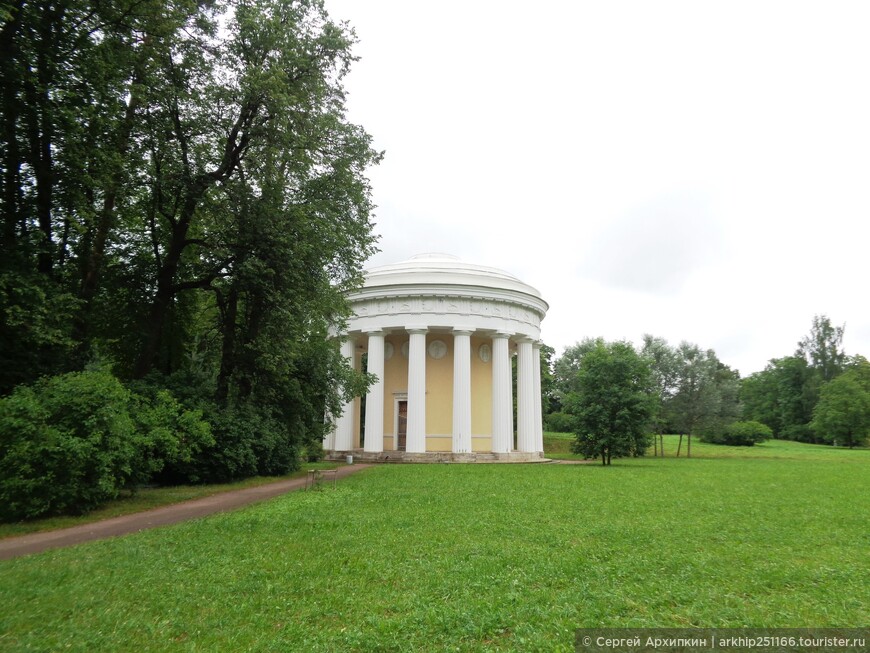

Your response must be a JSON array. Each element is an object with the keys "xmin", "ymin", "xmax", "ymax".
[
  {"xmin": 425, "ymin": 334, "xmax": 453, "ymax": 444},
  {"xmin": 368, "ymin": 332, "xmax": 497, "ymax": 452}
]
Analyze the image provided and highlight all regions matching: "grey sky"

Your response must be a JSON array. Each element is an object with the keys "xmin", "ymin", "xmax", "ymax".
[{"xmin": 325, "ymin": 0, "xmax": 870, "ymax": 375}]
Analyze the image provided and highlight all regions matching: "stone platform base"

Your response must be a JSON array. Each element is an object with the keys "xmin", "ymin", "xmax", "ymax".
[{"xmin": 325, "ymin": 450, "xmax": 547, "ymax": 464}]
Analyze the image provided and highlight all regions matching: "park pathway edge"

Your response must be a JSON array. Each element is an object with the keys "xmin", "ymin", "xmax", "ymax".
[{"xmin": 0, "ymin": 464, "xmax": 372, "ymax": 561}]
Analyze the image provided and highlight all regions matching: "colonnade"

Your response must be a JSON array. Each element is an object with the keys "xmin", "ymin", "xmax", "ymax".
[{"xmin": 328, "ymin": 329, "xmax": 544, "ymax": 454}]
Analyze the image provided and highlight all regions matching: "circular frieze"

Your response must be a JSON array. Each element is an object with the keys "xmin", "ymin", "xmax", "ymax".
[
  {"xmin": 428, "ymin": 340, "xmax": 447, "ymax": 359},
  {"xmin": 401, "ymin": 341, "xmax": 409, "ymax": 358},
  {"xmin": 478, "ymin": 343, "xmax": 491, "ymax": 363},
  {"xmin": 384, "ymin": 342, "xmax": 394, "ymax": 361}
]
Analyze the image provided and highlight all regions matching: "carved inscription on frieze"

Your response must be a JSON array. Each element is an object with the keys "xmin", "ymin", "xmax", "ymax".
[{"xmin": 353, "ymin": 295, "xmax": 541, "ymax": 327}]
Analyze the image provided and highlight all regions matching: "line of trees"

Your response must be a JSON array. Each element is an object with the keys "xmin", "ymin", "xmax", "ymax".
[
  {"xmin": 545, "ymin": 315, "xmax": 870, "ymax": 463},
  {"xmin": 0, "ymin": 0, "xmax": 377, "ymax": 519}
]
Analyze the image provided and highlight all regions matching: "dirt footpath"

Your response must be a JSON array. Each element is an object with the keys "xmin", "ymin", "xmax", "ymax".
[{"xmin": 0, "ymin": 464, "xmax": 372, "ymax": 561}]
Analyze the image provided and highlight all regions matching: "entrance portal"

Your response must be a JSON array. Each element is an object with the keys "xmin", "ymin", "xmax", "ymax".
[{"xmin": 397, "ymin": 400, "xmax": 407, "ymax": 451}]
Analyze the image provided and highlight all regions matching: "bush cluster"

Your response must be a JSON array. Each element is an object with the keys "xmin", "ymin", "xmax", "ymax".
[
  {"xmin": 0, "ymin": 371, "xmax": 213, "ymax": 521},
  {"xmin": 156, "ymin": 406, "xmax": 299, "ymax": 485},
  {"xmin": 544, "ymin": 411, "xmax": 575, "ymax": 433},
  {"xmin": 701, "ymin": 420, "xmax": 773, "ymax": 446}
]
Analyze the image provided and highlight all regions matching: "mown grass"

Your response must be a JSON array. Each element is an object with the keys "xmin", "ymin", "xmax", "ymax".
[
  {"xmin": 0, "ymin": 462, "xmax": 339, "ymax": 539},
  {"xmin": 543, "ymin": 430, "xmax": 574, "ymax": 454},
  {"xmin": 1, "ymin": 446, "xmax": 868, "ymax": 652},
  {"xmin": 544, "ymin": 431, "xmax": 868, "ymax": 462}
]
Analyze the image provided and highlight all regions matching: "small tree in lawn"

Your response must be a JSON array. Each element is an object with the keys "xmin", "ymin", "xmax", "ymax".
[
  {"xmin": 565, "ymin": 340, "xmax": 654, "ymax": 465},
  {"xmin": 810, "ymin": 363, "xmax": 870, "ymax": 448}
]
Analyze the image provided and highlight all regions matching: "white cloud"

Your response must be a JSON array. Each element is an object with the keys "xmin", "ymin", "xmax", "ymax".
[{"xmin": 328, "ymin": 0, "xmax": 870, "ymax": 375}]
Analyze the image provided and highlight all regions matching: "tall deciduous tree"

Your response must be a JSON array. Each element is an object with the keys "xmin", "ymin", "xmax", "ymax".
[
  {"xmin": 640, "ymin": 334, "xmax": 680, "ymax": 435},
  {"xmin": 640, "ymin": 337, "xmax": 739, "ymax": 440},
  {"xmin": 742, "ymin": 315, "xmax": 847, "ymax": 443},
  {"xmin": 554, "ymin": 337, "xmax": 602, "ymax": 400},
  {"xmin": 811, "ymin": 360, "xmax": 870, "ymax": 448},
  {"xmin": 1, "ymin": 0, "xmax": 380, "ymax": 481},
  {"xmin": 797, "ymin": 314, "xmax": 846, "ymax": 382},
  {"xmin": 565, "ymin": 340, "xmax": 653, "ymax": 465}
]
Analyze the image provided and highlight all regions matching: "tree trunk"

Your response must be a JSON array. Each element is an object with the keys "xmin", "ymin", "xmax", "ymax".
[
  {"xmin": 0, "ymin": 0, "xmax": 24, "ymax": 251},
  {"xmin": 133, "ymin": 214, "xmax": 192, "ymax": 378},
  {"xmin": 79, "ymin": 46, "xmax": 148, "ymax": 304},
  {"xmin": 29, "ymin": 3, "xmax": 63, "ymax": 275},
  {"xmin": 216, "ymin": 286, "xmax": 239, "ymax": 405},
  {"xmin": 79, "ymin": 97, "xmax": 140, "ymax": 299},
  {"xmin": 133, "ymin": 95, "xmax": 257, "ymax": 378}
]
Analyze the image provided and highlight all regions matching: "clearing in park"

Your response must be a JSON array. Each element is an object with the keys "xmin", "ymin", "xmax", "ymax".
[{"xmin": 0, "ymin": 437, "xmax": 867, "ymax": 652}]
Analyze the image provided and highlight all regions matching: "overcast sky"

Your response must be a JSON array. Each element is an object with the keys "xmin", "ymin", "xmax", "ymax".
[{"xmin": 324, "ymin": 0, "xmax": 870, "ymax": 376}]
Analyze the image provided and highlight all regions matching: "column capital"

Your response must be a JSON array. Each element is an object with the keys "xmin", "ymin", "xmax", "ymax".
[
  {"xmin": 452, "ymin": 327, "xmax": 475, "ymax": 336},
  {"xmin": 492, "ymin": 331, "xmax": 513, "ymax": 340},
  {"xmin": 515, "ymin": 335, "xmax": 534, "ymax": 344},
  {"xmin": 406, "ymin": 326, "xmax": 428, "ymax": 335},
  {"xmin": 364, "ymin": 329, "xmax": 387, "ymax": 337}
]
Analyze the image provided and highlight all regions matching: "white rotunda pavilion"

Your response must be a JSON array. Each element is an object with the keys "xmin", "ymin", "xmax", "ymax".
[{"xmin": 325, "ymin": 253, "xmax": 549, "ymax": 461}]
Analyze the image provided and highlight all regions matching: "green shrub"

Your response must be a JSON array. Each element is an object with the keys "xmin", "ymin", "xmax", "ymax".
[
  {"xmin": 780, "ymin": 423, "xmax": 816, "ymax": 443},
  {"xmin": 158, "ymin": 406, "xmax": 296, "ymax": 484},
  {"xmin": 544, "ymin": 411, "xmax": 575, "ymax": 433},
  {"xmin": 702, "ymin": 420, "xmax": 773, "ymax": 446},
  {"xmin": 303, "ymin": 439, "xmax": 324, "ymax": 463},
  {"xmin": 128, "ymin": 389, "xmax": 214, "ymax": 486},
  {"xmin": 0, "ymin": 371, "xmax": 213, "ymax": 521},
  {"xmin": 0, "ymin": 371, "xmax": 136, "ymax": 520}
]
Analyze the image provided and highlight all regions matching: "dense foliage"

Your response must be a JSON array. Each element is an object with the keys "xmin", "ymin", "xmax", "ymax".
[
  {"xmin": 548, "ymin": 315, "xmax": 866, "ymax": 451},
  {"xmin": 0, "ymin": 0, "xmax": 378, "ymax": 515},
  {"xmin": 564, "ymin": 340, "xmax": 653, "ymax": 465},
  {"xmin": 810, "ymin": 359, "xmax": 870, "ymax": 448},
  {"xmin": 741, "ymin": 316, "xmax": 851, "ymax": 443},
  {"xmin": 0, "ymin": 371, "xmax": 212, "ymax": 520},
  {"xmin": 701, "ymin": 420, "xmax": 772, "ymax": 446}
]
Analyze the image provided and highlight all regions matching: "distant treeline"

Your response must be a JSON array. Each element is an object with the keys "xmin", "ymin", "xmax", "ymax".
[{"xmin": 544, "ymin": 315, "xmax": 870, "ymax": 449}]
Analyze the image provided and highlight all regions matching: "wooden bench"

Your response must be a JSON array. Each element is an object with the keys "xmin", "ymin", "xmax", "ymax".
[{"xmin": 305, "ymin": 468, "xmax": 338, "ymax": 490}]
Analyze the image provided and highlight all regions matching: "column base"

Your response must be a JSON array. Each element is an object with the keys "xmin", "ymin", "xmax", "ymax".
[{"xmin": 325, "ymin": 450, "xmax": 547, "ymax": 463}]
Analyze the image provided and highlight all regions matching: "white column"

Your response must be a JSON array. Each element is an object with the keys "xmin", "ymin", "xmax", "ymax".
[
  {"xmin": 533, "ymin": 340, "xmax": 544, "ymax": 453},
  {"xmin": 363, "ymin": 331, "xmax": 385, "ymax": 453},
  {"xmin": 491, "ymin": 332, "xmax": 513, "ymax": 453},
  {"xmin": 452, "ymin": 329, "xmax": 473, "ymax": 453},
  {"xmin": 516, "ymin": 337, "xmax": 535, "ymax": 453},
  {"xmin": 329, "ymin": 337, "xmax": 357, "ymax": 451},
  {"xmin": 323, "ymin": 408, "xmax": 335, "ymax": 452},
  {"xmin": 406, "ymin": 328, "xmax": 428, "ymax": 453}
]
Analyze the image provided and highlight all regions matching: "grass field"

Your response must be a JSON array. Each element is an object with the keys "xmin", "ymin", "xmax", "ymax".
[
  {"xmin": 0, "ymin": 462, "xmax": 339, "ymax": 539},
  {"xmin": 1, "ymin": 441, "xmax": 867, "ymax": 652}
]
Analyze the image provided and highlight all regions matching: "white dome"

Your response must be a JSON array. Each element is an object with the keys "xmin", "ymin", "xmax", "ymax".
[
  {"xmin": 344, "ymin": 253, "xmax": 548, "ymax": 339},
  {"xmin": 362, "ymin": 253, "xmax": 545, "ymax": 304}
]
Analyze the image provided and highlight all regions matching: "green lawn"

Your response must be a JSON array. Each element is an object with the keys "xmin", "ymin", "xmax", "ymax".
[
  {"xmin": 545, "ymin": 431, "xmax": 867, "ymax": 461},
  {"xmin": 1, "ymin": 445, "xmax": 868, "ymax": 652},
  {"xmin": 0, "ymin": 462, "xmax": 339, "ymax": 539}
]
